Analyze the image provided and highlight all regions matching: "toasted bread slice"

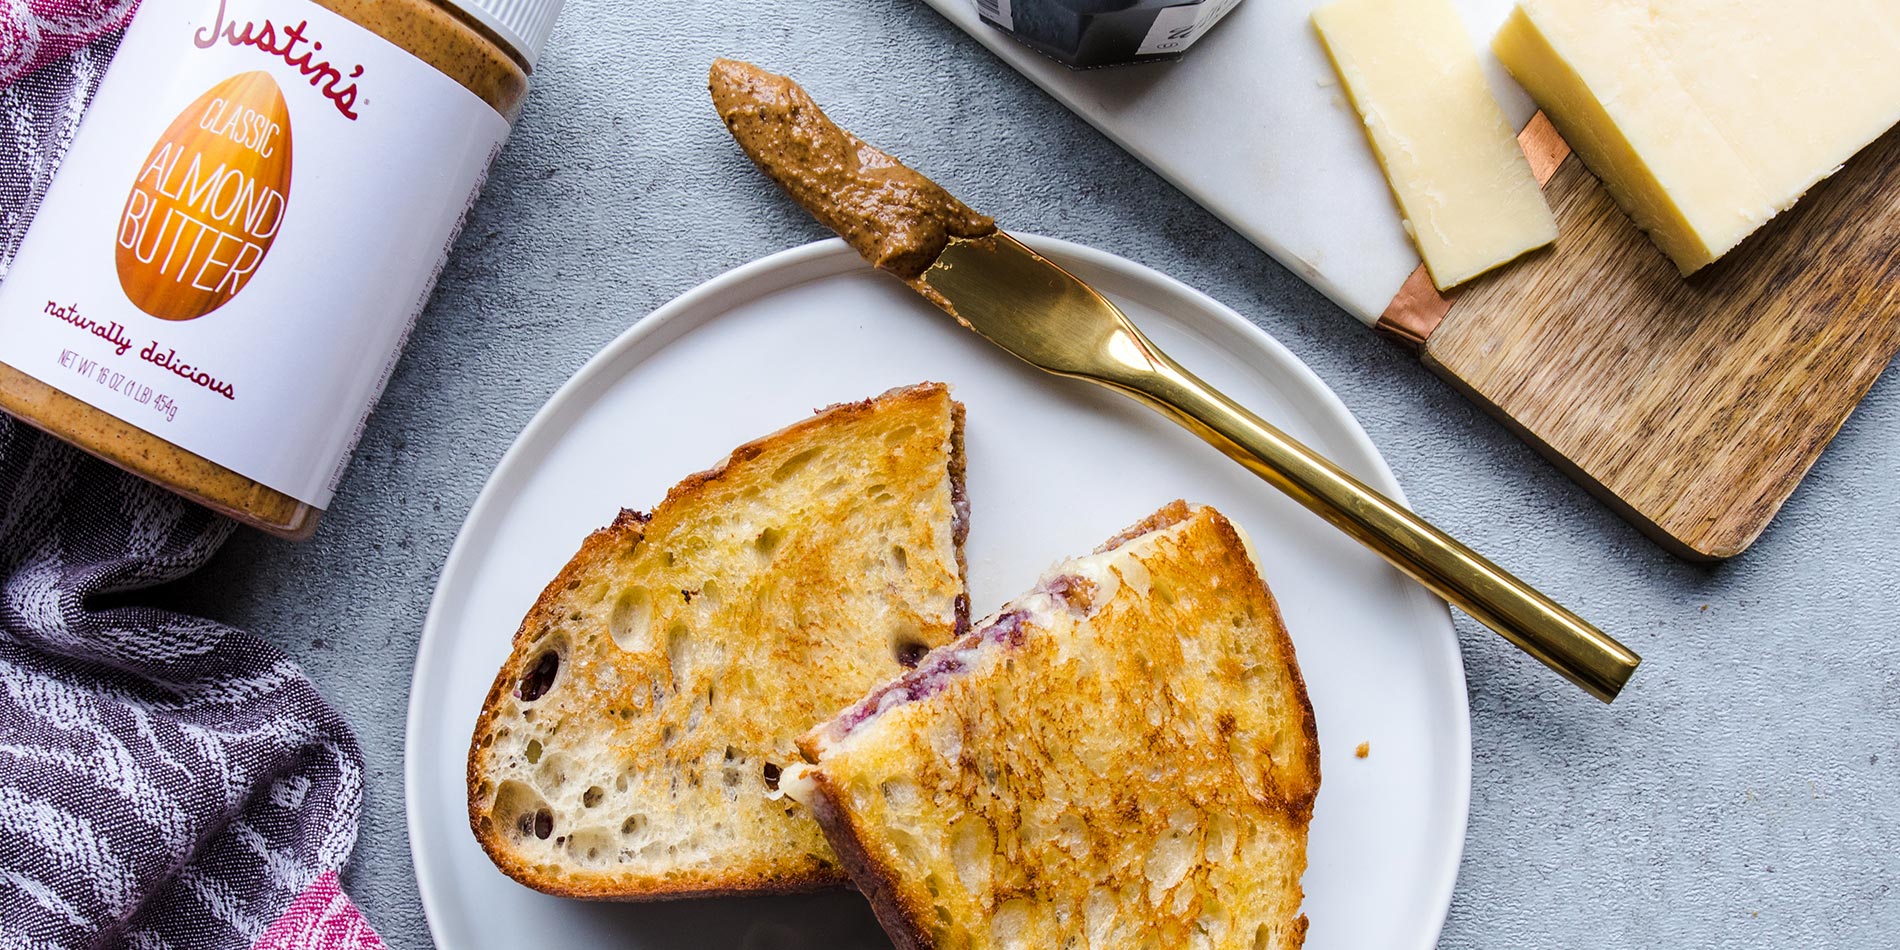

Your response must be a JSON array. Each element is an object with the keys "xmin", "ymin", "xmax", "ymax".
[
  {"xmin": 790, "ymin": 501, "xmax": 1319, "ymax": 949},
  {"xmin": 468, "ymin": 382, "xmax": 970, "ymax": 899}
]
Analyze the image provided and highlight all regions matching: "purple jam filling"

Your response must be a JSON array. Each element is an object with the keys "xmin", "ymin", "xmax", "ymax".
[
  {"xmin": 831, "ymin": 697, "xmax": 885, "ymax": 738},
  {"xmin": 951, "ymin": 478, "xmax": 971, "ymax": 548},
  {"xmin": 949, "ymin": 461, "xmax": 971, "ymax": 637},
  {"xmin": 981, "ymin": 608, "xmax": 1029, "ymax": 648},
  {"xmin": 1038, "ymin": 572, "xmax": 1086, "ymax": 606},
  {"xmin": 826, "ymin": 570, "xmax": 1094, "ymax": 744},
  {"xmin": 832, "ymin": 608, "xmax": 1031, "ymax": 740}
]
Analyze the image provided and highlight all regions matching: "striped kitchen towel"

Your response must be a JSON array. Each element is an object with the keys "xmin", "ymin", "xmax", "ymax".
[
  {"xmin": 0, "ymin": 6, "xmax": 387, "ymax": 947},
  {"xmin": 0, "ymin": 0, "xmax": 135, "ymax": 90}
]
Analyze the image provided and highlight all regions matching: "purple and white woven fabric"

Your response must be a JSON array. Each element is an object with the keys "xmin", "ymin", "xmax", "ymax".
[{"xmin": 0, "ymin": 5, "xmax": 385, "ymax": 947}]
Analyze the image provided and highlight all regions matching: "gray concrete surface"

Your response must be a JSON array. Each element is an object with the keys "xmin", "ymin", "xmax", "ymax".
[{"xmin": 160, "ymin": 0, "xmax": 1899, "ymax": 946}]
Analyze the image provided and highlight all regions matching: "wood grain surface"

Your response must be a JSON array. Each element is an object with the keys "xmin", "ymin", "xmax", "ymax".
[{"xmin": 1422, "ymin": 125, "xmax": 1900, "ymax": 560}]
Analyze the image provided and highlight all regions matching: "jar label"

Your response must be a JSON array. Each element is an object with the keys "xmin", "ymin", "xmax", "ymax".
[{"xmin": 0, "ymin": 0, "xmax": 510, "ymax": 508}]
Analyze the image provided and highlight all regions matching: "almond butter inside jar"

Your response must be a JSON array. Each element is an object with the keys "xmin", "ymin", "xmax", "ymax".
[{"xmin": 0, "ymin": 0, "xmax": 563, "ymax": 538}]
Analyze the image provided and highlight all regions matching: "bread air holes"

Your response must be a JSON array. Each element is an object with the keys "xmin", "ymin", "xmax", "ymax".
[
  {"xmin": 1055, "ymin": 812, "xmax": 1089, "ymax": 858},
  {"xmin": 771, "ymin": 447, "xmax": 822, "ymax": 482},
  {"xmin": 566, "ymin": 827, "xmax": 614, "ymax": 867},
  {"xmin": 890, "ymin": 545, "xmax": 908, "ymax": 571},
  {"xmin": 533, "ymin": 752, "xmax": 572, "ymax": 796},
  {"xmin": 524, "ymin": 739, "xmax": 543, "ymax": 764},
  {"xmin": 1205, "ymin": 813, "xmax": 1238, "ymax": 864},
  {"xmin": 1143, "ymin": 810, "xmax": 1199, "ymax": 900},
  {"xmin": 721, "ymin": 747, "xmax": 747, "ymax": 790},
  {"xmin": 1194, "ymin": 898, "xmax": 1231, "ymax": 947},
  {"xmin": 892, "ymin": 622, "xmax": 931, "ymax": 668},
  {"xmin": 991, "ymin": 899, "xmax": 1037, "ymax": 950},
  {"xmin": 883, "ymin": 423, "xmax": 917, "ymax": 445},
  {"xmin": 1084, "ymin": 886, "xmax": 1118, "ymax": 946},
  {"xmin": 893, "ymin": 641, "xmax": 929, "ymax": 668},
  {"xmin": 608, "ymin": 586, "xmax": 653, "ymax": 652},
  {"xmin": 878, "ymin": 777, "xmax": 919, "ymax": 809},
  {"xmin": 582, "ymin": 785, "xmax": 604, "ymax": 808},
  {"xmin": 517, "ymin": 650, "xmax": 560, "ymax": 702},
  {"xmin": 753, "ymin": 527, "xmax": 785, "ymax": 560},
  {"xmin": 950, "ymin": 817, "xmax": 994, "ymax": 894},
  {"xmin": 666, "ymin": 622, "xmax": 693, "ymax": 691},
  {"xmin": 492, "ymin": 781, "xmax": 554, "ymax": 845}
]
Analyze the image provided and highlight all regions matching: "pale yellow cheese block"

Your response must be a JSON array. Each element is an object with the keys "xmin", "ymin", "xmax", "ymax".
[
  {"xmin": 1495, "ymin": 0, "xmax": 1900, "ymax": 275},
  {"xmin": 1313, "ymin": 0, "xmax": 1556, "ymax": 291}
]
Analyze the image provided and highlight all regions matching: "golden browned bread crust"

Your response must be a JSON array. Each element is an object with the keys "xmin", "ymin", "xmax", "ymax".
[
  {"xmin": 797, "ymin": 502, "xmax": 1319, "ymax": 948},
  {"xmin": 804, "ymin": 772, "xmax": 939, "ymax": 950},
  {"xmin": 467, "ymin": 382, "xmax": 968, "ymax": 899}
]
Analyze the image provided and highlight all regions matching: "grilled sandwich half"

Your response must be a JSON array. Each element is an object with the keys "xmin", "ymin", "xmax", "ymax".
[
  {"xmin": 468, "ymin": 382, "xmax": 969, "ymax": 898},
  {"xmin": 790, "ymin": 501, "xmax": 1319, "ymax": 949}
]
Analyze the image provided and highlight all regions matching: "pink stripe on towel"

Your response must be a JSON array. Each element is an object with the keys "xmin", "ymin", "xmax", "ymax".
[
  {"xmin": 252, "ymin": 871, "xmax": 388, "ymax": 950},
  {"xmin": 1, "ymin": 0, "xmax": 139, "ymax": 87}
]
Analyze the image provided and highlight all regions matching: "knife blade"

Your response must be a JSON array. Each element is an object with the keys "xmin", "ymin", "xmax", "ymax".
[{"xmin": 920, "ymin": 231, "xmax": 1639, "ymax": 701}]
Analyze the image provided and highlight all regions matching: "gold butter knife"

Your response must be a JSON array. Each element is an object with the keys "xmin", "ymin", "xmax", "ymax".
[
  {"xmin": 921, "ymin": 233, "xmax": 1638, "ymax": 701},
  {"xmin": 709, "ymin": 59, "xmax": 1641, "ymax": 701}
]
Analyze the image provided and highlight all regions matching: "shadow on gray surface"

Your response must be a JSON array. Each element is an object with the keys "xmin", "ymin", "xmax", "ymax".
[{"xmin": 525, "ymin": 888, "xmax": 890, "ymax": 950}]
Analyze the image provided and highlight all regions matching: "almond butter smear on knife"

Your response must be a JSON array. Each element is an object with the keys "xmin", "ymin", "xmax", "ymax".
[{"xmin": 708, "ymin": 59, "xmax": 995, "ymax": 280}]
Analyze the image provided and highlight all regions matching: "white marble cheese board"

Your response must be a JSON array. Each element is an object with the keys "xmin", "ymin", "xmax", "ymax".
[{"xmin": 919, "ymin": 0, "xmax": 1529, "ymax": 324}]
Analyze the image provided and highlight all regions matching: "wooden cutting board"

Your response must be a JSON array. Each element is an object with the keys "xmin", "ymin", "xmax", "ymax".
[
  {"xmin": 922, "ymin": 0, "xmax": 1900, "ymax": 560},
  {"xmin": 1388, "ymin": 118, "xmax": 1900, "ymax": 560}
]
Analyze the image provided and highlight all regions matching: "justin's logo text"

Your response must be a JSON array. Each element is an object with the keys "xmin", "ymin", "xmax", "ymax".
[{"xmin": 195, "ymin": 0, "xmax": 365, "ymax": 120}]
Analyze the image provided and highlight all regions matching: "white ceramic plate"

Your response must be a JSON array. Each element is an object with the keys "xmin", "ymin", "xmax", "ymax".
[{"xmin": 406, "ymin": 236, "xmax": 1470, "ymax": 950}]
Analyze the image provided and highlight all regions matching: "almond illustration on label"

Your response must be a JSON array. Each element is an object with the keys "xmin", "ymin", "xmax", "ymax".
[{"xmin": 117, "ymin": 70, "xmax": 292, "ymax": 321}]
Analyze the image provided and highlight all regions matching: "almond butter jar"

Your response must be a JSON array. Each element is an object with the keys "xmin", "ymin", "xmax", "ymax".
[{"xmin": 0, "ymin": 0, "xmax": 563, "ymax": 538}]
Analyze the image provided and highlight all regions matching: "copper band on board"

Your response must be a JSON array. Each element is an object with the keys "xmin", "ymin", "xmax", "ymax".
[
  {"xmin": 1375, "ymin": 112, "xmax": 1573, "ymax": 350},
  {"xmin": 1516, "ymin": 111, "xmax": 1573, "ymax": 182}
]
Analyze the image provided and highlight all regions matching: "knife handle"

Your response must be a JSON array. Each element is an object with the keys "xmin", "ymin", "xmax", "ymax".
[{"xmin": 1112, "ymin": 345, "xmax": 1641, "ymax": 702}]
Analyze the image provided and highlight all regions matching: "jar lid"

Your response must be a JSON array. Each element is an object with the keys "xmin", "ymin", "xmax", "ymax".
[{"xmin": 443, "ymin": 0, "xmax": 566, "ymax": 69}]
